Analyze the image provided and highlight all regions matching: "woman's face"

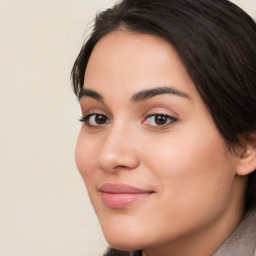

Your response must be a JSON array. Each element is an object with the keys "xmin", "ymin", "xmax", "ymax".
[{"xmin": 76, "ymin": 31, "xmax": 241, "ymax": 253}]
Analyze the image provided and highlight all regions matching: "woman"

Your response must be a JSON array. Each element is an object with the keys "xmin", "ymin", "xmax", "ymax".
[{"xmin": 71, "ymin": 0, "xmax": 256, "ymax": 255}]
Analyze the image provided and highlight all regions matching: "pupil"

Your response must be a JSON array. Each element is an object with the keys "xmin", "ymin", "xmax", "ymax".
[
  {"xmin": 155, "ymin": 115, "xmax": 167, "ymax": 125},
  {"xmin": 96, "ymin": 115, "xmax": 106, "ymax": 124}
]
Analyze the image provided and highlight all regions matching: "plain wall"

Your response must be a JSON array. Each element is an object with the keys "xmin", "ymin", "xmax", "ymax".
[{"xmin": 0, "ymin": 1, "xmax": 255, "ymax": 255}]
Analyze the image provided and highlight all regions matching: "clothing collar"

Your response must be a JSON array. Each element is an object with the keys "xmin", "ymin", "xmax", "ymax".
[{"xmin": 213, "ymin": 209, "xmax": 256, "ymax": 256}]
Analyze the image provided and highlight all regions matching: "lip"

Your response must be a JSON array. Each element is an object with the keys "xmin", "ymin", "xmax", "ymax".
[{"xmin": 99, "ymin": 183, "xmax": 153, "ymax": 209}]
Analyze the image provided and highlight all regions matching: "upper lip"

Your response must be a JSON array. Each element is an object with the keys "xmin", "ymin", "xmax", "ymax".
[{"xmin": 99, "ymin": 183, "xmax": 153, "ymax": 194}]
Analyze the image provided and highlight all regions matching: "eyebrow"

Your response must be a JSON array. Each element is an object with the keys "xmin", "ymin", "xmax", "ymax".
[
  {"xmin": 79, "ymin": 88, "xmax": 103, "ymax": 101},
  {"xmin": 131, "ymin": 86, "xmax": 190, "ymax": 102},
  {"xmin": 79, "ymin": 86, "xmax": 190, "ymax": 102}
]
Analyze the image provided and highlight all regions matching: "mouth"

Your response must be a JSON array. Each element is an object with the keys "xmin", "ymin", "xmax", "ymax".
[{"xmin": 99, "ymin": 183, "xmax": 154, "ymax": 209}]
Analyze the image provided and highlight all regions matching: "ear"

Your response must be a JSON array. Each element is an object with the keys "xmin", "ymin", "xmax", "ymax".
[{"xmin": 236, "ymin": 133, "xmax": 256, "ymax": 176}]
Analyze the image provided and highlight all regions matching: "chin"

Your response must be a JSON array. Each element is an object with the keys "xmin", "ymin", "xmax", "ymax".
[
  {"xmin": 106, "ymin": 238, "xmax": 143, "ymax": 252},
  {"xmin": 101, "ymin": 225, "xmax": 147, "ymax": 252}
]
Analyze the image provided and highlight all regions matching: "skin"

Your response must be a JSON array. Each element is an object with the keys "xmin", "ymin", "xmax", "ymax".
[{"xmin": 75, "ymin": 31, "xmax": 247, "ymax": 256}]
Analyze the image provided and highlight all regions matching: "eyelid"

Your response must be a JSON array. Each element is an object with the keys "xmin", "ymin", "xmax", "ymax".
[
  {"xmin": 79, "ymin": 112, "xmax": 110, "ymax": 128},
  {"xmin": 79, "ymin": 107, "xmax": 107, "ymax": 120},
  {"xmin": 142, "ymin": 112, "xmax": 177, "ymax": 129}
]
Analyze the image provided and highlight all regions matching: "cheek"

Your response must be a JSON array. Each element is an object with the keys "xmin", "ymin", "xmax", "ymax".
[
  {"xmin": 75, "ymin": 131, "xmax": 97, "ymax": 185},
  {"xmin": 144, "ymin": 126, "xmax": 236, "ymax": 214},
  {"xmin": 146, "ymin": 115, "xmax": 233, "ymax": 179}
]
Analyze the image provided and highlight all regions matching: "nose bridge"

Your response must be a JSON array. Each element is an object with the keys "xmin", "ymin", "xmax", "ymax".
[{"xmin": 97, "ymin": 121, "xmax": 139, "ymax": 172}]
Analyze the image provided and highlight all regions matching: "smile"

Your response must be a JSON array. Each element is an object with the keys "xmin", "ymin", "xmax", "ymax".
[{"xmin": 99, "ymin": 183, "xmax": 154, "ymax": 209}]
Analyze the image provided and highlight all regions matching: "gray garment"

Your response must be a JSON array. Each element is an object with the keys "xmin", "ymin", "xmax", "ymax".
[{"xmin": 213, "ymin": 210, "xmax": 256, "ymax": 256}]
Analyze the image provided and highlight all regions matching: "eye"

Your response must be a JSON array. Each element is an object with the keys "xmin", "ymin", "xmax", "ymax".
[
  {"xmin": 143, "ymin": 114, "xmax": 176, "ymax": 127},
  {"xmin": 80, "ymin": 114, "xmax": 110, "ymax": 127}
]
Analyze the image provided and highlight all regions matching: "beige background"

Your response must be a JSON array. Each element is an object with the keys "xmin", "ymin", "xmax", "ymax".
[{"xmin": 0, "ymin": 1, "xmax": 255, "ymax": 256}]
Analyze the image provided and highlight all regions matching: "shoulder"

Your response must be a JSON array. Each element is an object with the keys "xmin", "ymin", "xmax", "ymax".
[{"xmin": 214, "ymin": 209, "xmax": 256, "ymax": 256}]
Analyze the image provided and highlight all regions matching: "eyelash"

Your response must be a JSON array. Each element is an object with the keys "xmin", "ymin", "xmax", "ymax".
[
  {"xmin": 143, "ymin": 114, "xmax": 177, "ymax": 128},
  {"xmin": 79, "ymin": 113, "xmax": 177, "ymax": 129},
  {"xmin": 79, "ymin": 114, "xmax": 110, "ymax": 127}
]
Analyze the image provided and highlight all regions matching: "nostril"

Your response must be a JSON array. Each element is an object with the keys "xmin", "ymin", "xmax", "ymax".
[
  {"xmin": 97, "ymin": 134, "xmax": 140, "ymax": 173},
  {"xmin": 115, "ymin": 165, "xmax": 129, "ymax": 169},
  {"xmin": 98, "ymin": 154, "xmax": 140, "ymax": 173}
]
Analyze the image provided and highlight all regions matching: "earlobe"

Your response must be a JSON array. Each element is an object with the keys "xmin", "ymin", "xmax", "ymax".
[{"xmin": 236, "ymin": 133, "xmax": 256, "ymax": 176}]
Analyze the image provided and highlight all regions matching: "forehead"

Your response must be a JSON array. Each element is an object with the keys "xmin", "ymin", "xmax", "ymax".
[{"xmin": 83, "ymin": 31, "xmax": 199, "ymax": 100}]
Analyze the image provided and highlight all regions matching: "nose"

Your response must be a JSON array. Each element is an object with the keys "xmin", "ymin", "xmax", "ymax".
[{"xmin": 97, "ymin": 126, "xmax": 140, "ymax": 173}]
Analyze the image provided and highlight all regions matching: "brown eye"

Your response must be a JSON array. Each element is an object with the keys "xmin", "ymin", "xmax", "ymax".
[
  {"xmin": 94, "ymin": 115, "xmax": 108, "ymax": 125},
  {"xmin": 144, "ymin": 114, "xmax": 176, "ymax": 127},
  {"xmin": 80, "ymin": 114, "xmax": 110, "ymax": 127},
  {"xmin": 154, "ymin": 115, "xmax": 169, "ymax": 125}
]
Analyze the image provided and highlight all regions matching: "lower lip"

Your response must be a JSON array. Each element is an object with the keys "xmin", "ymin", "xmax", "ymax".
[{"xmin": 101, "ymin": 192, "xmax": 151, "ymax": 209}]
